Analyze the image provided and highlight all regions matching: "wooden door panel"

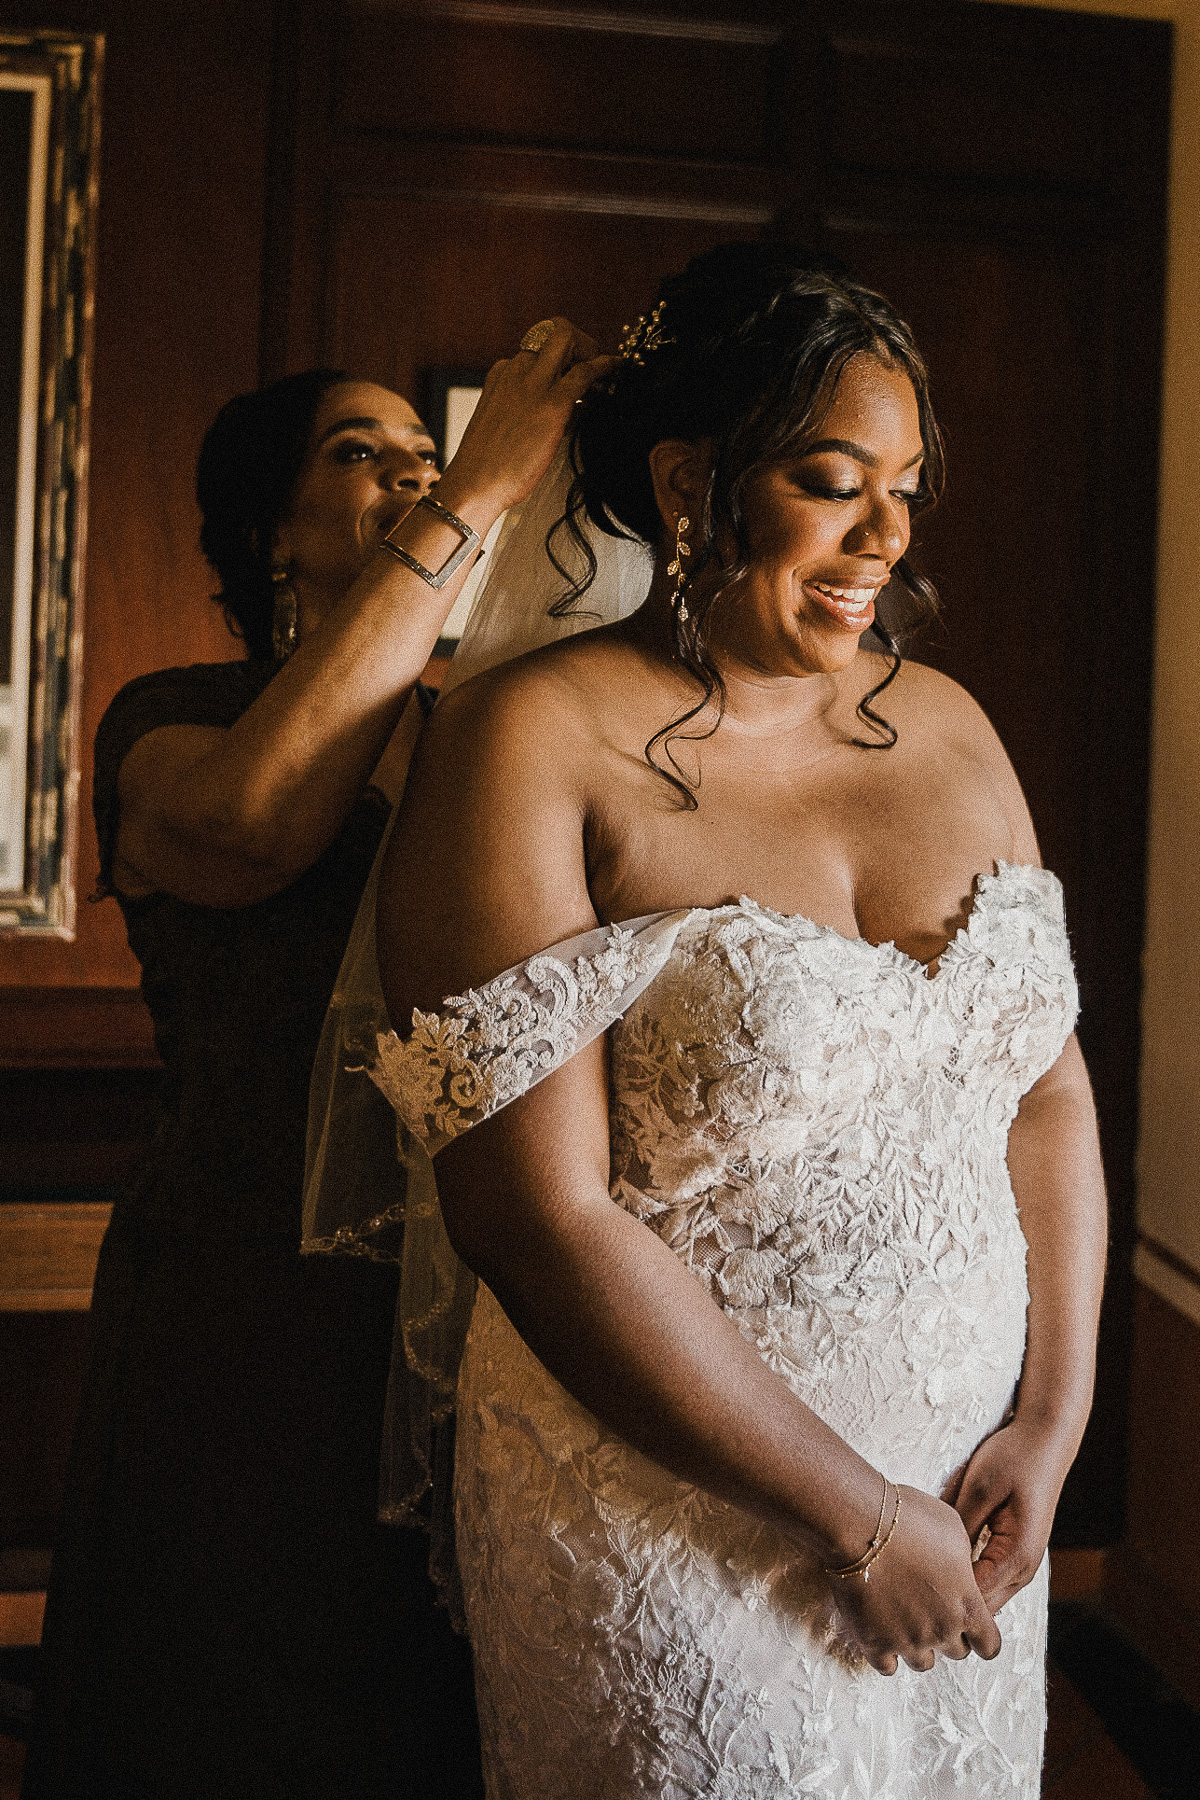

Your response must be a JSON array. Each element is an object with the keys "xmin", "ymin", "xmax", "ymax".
[
  {"xmin": 334, "ymin": 6, "xmax": 777, "ymax": 163},
  {"xmin": 827, "ymin": 42, "xmax": 1109, "ymax": 187},
  {"xmin": 329, "ymin": 191, "xmax": 757, "ymax": 392}
]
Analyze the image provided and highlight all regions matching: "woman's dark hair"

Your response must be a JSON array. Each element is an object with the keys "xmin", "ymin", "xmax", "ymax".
[
  {"xmin": 197, "ymin": 367, "xmax": 352, "ymax": 660},
  {"xmin": 555, "ymin": 241, "xmax": 944, "ymax": 803}
]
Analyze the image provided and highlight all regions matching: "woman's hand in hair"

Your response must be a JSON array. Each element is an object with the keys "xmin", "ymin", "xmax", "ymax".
[{"xmin": 438, "ymin": 321, "xmax": 615, "ymax": 518}]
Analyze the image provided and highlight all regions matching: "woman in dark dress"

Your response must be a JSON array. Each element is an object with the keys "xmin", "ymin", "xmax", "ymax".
[{"xmin": 23, "ymin": 324, "xmax": 610, "ymax": 1800}]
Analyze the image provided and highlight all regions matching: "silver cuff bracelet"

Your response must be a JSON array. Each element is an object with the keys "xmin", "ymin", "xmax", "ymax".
[{"xmin": 380, "ymin": 493, "xmax": 481, "ymax": 590}]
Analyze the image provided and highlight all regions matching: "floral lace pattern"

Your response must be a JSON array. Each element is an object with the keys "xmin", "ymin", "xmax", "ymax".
[
  {"xmin": 447, "ymin": 864, "xmax": 1077, "ymax": 1799},
  {"xmin": 369, "ymin": 919, "xmax": 673, "ymax": 1153}
]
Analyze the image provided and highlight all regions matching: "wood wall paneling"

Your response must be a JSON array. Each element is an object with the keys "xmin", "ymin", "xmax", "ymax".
[
  {"xmin": 328, "ymin": 181, "xmax": 772, "ymax": 396},
  {"xmin": 270, "ymin": 0, "xmax": 790, "ymax": 375},
  {"xmin": 334, "ymin": 4, "xmax": 780, "ymax": 161},
  {"xmin": 1109, "ymin": 1279, "xmax": 1200, "ymax": 1709},
  {"xmin": 823, "ymin": 35, "xmax": 1110, "ymax": 187},
  {"xmin": 0, "ymin": 986, "xmax": 157, "ymax": 1067}
]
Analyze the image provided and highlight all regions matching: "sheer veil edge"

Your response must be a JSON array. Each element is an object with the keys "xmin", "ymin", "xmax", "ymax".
[{"xmin": 301, "ymin": 446, "xmax": 654, "ymax": 1609}]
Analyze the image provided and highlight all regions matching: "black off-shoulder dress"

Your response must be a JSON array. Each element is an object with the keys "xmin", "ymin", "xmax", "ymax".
[{"xmin": 22, "ymin": 662, "xmax": 482, "ymax": 1800}]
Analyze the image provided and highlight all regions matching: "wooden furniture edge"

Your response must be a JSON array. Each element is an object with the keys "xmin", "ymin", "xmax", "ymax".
[
  {"xmin": 0, "ymin": 1199, "xmax": 111, "ymax": 1310},
  {"xmin": 0, "ymin": 1589, "xmax": 45, "ymax": 1649},
  {"xmin": 0, "ymin": 985, "xmax": 159, "ymax": 1067}
]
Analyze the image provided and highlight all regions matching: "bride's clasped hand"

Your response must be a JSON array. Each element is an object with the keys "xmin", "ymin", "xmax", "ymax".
[{"xmin": 822, "ymin": 1481, "xmax": 998, "ymax": 1677}]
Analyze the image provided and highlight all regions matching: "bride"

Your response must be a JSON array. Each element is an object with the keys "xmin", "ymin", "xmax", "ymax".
[{"xmin": 308, "ymin": 243, "xmax": 1106, "ymax": 1798}]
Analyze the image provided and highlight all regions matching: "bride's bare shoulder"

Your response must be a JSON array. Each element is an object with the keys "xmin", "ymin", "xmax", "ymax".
[
  {"xmin": 881, "ymin": 655, "xmax": 1040, "ymax": 860},
  {"xmin": 884, "ymin": 656, "xmax": 1004, "ymax": 753},
  {"xmin": 423, "ymin": 628, "xmax": 647, "ymax": 764},
  {"xmin": 385, "ymin": 631, "xmax": 637, "ymax": 991}
]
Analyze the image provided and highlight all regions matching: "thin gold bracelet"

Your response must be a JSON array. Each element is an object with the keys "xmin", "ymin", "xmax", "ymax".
[
  {"xmin": 824, "ymin": 1480, "xmax": 902, "ymax": 1582},
  {"xmin": 824, "ymin": 1473, "xmax": 888, "ymax": 1576}
]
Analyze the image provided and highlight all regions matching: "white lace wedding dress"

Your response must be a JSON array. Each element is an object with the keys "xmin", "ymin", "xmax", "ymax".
[{"xmin": 369, "ymin": 861, "xmax": 1078, "ymax": 1800}]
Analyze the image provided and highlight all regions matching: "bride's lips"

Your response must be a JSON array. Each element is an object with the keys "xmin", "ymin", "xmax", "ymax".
[{"xmin": 801, "ymin": 577, "xmax": 883, "ymax": 632}]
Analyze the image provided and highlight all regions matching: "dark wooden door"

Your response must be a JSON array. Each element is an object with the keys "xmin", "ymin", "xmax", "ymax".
[
  {"xmin": 784, "ymin": 3, "xmax": 1169, "ymax": 1543},
  {"xmin": 265, "ymin": 0, "xmax": 1171, "ymax": 1543}
]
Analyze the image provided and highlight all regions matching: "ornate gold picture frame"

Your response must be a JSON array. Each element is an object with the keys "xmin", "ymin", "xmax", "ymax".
[{"xmin": 0, "ymin": 30, "xmax": 101, "ymax": 936}]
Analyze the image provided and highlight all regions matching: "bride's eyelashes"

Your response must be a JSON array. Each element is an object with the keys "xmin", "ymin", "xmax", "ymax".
[{"xmin": 796, "ymin": 480, "xmax": 923, "ymax": 506}]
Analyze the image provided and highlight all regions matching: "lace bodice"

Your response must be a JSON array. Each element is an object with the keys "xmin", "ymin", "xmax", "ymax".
[
  {"xmin": 369, "ymin": 862, "xmax": 1077, "ymax": 1799},
  {"xmin": 607, "ymin": 865, "xmax": 1077, "ymax": 1497}
]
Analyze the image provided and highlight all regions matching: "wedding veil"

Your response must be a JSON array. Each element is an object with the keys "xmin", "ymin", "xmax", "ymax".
[{"xmin": 301, "ymin": 445, "xmax": 653, "ymax": 1585}]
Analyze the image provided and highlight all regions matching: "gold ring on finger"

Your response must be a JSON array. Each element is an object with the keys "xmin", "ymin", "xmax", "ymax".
[{"xmin": 518, "ymin": 319, "xmax": 556, "ymax": 354}]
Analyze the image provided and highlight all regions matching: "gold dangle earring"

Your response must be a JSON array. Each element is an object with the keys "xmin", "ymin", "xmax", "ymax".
[
  {"xmin": 668, "ymin": 515, "xmax": 692, "ymax": 624},
  {"xmin": 271, "ymin": 561, "xmax": 298, "ymax": 661}
]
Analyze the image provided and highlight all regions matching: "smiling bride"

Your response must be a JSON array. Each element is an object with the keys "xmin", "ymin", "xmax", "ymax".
[{"xmin": 311, "ymin": 243, "xmax": 1107, "ymax": 1798}]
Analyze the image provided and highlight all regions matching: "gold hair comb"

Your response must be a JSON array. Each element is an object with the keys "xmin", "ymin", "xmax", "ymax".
[{"xmin": 616, "ymin": 301, "xmax": 674, "ymax": 365}]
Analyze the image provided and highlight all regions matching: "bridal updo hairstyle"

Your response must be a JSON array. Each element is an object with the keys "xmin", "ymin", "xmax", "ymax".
[
  {"xmin": 561, "ymin": 241, "xmax": 944, "ymax": 800},
  {"xmin": 197, "ymin": 367, "xmax": 351, "ymax": 661}
]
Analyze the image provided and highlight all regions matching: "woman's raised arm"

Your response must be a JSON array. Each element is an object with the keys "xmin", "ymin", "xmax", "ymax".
[{"xmin": 112, "ymin": 324, "xmax": 611, "ymax": 907}]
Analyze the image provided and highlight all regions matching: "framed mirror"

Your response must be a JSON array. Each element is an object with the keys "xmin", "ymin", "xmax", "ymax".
[{"xmin": 0, "ymin": 30, "xmax": 101, "ymax": 936}]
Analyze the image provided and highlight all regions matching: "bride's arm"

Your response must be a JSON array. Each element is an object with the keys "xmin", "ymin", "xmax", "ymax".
[
  {"xmin": 927, "ymin": 685, "xmax": 1107, "ymax": 1609},
  {"xmin": 377, "ymin": 666, "xmax": 1002, "ymax": 1675},
  {"xmin": 952, "ymin": 1035, "xmax": 1107, "ymax": 1611}
]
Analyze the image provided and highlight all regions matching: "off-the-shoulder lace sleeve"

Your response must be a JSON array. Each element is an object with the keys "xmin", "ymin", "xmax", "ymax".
[
  {"xmin": 368, "ymin": 911, "xmax": 691, "ymax": 1154},
  {"xmin": 301, "ymin": 896, "xmax": 691, "ymax": 1548}
]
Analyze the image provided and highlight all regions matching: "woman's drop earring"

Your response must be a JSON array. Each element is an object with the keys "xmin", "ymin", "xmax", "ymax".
[
  {"xmin": 271, "ymin": 562, "xmax": 298, "ymax": 661},
  {"xmin": 668, "ymin": 516, "xmax": 691, "ymax": 624}
]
